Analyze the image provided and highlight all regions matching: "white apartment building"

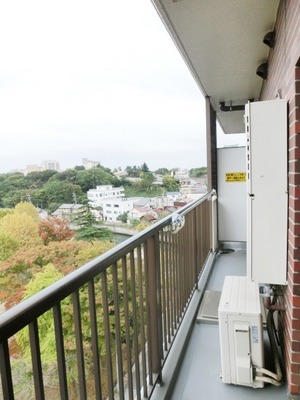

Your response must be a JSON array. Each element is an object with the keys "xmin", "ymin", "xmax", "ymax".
[
  {"xmin": 87, "ymin": 185, "xmax": 125, "ymax": 206},
  {"xmin": 103, "ymin": 198, "xmax": 134, "ymax": 222}
]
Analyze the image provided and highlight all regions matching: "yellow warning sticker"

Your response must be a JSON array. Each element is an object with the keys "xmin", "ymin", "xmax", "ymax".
[{"xmin": 225, "ymin": 172, "xmax": 246, "ymax": 182}]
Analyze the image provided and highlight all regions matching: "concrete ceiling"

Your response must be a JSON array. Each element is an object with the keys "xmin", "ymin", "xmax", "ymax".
[{"xmin": 151, "ymin": 0, "xmax": 279, "ymax": 133}]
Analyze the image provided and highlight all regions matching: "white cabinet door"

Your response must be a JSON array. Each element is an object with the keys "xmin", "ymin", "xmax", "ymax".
[{"xmin": 246, "ymin": 99, "xmax": 287, "ymax": 285}]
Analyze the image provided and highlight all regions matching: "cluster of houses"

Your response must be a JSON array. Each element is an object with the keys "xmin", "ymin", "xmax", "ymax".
[{"xmin": 52, "ymin": 184, "xmax": 206, "ymax": 225}]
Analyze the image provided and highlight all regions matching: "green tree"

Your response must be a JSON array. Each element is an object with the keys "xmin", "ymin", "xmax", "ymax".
[
  {"xmin": 125, "ymin": 165, "xmax": 141, "ymax": 178},
  {"xmin": 72, "ymin": 204, "xmax": 111, "ymax": 242},
  {"xmin": 140, "ymin": 162, "xmax": 149, "ymax": 173},
  {"xmin": 48, "ymin": 168, "xmax": 78, "ymax": 183},
  {"xmin": 15, "ymin": 201, "xmax": 39, "ymax": 222},
  {"xmin": 162, "ymin": 175, "xmax": 180, "ymax": 192},
  {"xmin": 189, "ymin": 167, "xmax": 207, "ymax": 177},
  {"xmin": 135, "ymin": 172, "xmax": 155, "ymax": 190},
  {"xmin": 117, "ymin": 212, "xmax": 129, "ymax": 224},
  {"xmin": 40, "ymin": 181, "xmax": 83, "ymax": 211},
  {"xmin": 16, "ymin": 264, "xmax": 65, "ymax": 362},
  {"xmin": 0, "ymin": 212, "xmax": 41, "ymax": 246},
  {"xmin": 0, "ymin": 208, "xmax": 14, "ymax": 220},
  {"xmin": 154, "ymin": 167, "xmax": 170, "ymax": 175},
  {"xmin": 75, "ymin": 168, "xmax": 114, "ymax": 192},
  {"xmin": 0, "ymin": 231, "xmax": 20, "ymax": 261},
  {"xmin": 25, "ymin": 170, "xmax": 58, "ymax": 188}
]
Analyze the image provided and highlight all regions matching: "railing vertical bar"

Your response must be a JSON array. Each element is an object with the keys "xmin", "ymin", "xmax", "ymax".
[
  {"xmin": 197, "ymin": 202, "xmax": 202, "ymax": 274},
  {"xmin": 177, "ymin": 231, "xmax": 183, "ymax": 317},
  {"xmin": 186, "ymin": 215, "xmax": 191, "ymax": 299},
  {"xmin": 193, "ymin": 206, "xmax": 199, "ymax": 281},
  {"xmin": 146, "ymin": 234, "xmax": 162, "ymax": 382},
  {"xmin": 29, "ymin": 319, "xmax": 45, "ymax": 400},
  {"xmin": 121, "ymin": 255, "xmax": 134, "ymax": 400},
  {"xmin": 0, "ymin": 340, "xmax": 15, "ymax": 400},
  {"xmin": 160, "ymin": 230, "xmax": 167, "ymax": 353},
  {"xmin": 200, "ymin": 202, "xmax": 204, "ymax": 267},
  {"xmin": 170, "ymin": 231, "xmax": 175, "ymax": 338},
  {"xmin": 144, "ymin": 240, "xmax": 153, "ymax": 385},
  {"xmin": 174, "ymin": 231, "xmax": 180, "ymax": 324},
  {"xmin": 111, "ymin": 262, "xmax": 125, "ymax": 400},
  {"xmin": 137, "ymin": 245, "xmax": 148, "ymax": 398},
  {"xmin": 188, "ymin": 212, "xmax": 193, "ymax": 295},
  {"xmin": 184, "ymin": 226, "xmax": 188, "ymax": 306},
  {"xmin": 165, "ymin": 230, "xmax": 171, "ymax": 345},
  {"xmin": 180, "ymin": 229, "xmax": 185, "ymax": 314},
  {"xmin": 129, "ymin": 250, "xmax": 141, "ymax": 400},
  {"xmin": 87, "ymin": 280, "xmax": 102, "ymax": 400},
  {"xmin": 192, "ymin": 209, "xmax": 197, "ymax": 286},
  {"xmin": 53, "ymin": 303, "xmax": 69, "ymax": 400},
  {"xmin": 101, "ymin": 271, "xmax": 114, "ymax": 400},
  {"xmin": 72, "ymin": 290, "xmax": 87, "ymax": 400}
]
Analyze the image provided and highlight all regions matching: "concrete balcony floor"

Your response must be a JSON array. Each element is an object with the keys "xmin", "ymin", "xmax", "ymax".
[{"xmin": 170, "ymin": 243, "xmax": 288, "ymax": 400}]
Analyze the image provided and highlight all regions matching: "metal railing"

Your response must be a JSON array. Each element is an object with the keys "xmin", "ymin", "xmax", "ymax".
[{"xmin": 0, "ymin": 192, "xmax": 213, "ymax": 400}]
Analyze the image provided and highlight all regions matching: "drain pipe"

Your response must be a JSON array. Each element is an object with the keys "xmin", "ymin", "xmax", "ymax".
[
  {"xmin": 255, "ymin": 286, "xmax": 285, "ymax": 386},
  {"xmin": 219, "ymin": 99, "xmax": 254, "ymax": 112},
  {"xmin": 263, "ymin": 296, "xmax": 286, "ymax": 312}
]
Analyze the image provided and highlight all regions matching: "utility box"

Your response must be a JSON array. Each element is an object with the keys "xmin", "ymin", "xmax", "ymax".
[
  {"xmin": 217, "ymin": 146, "xmax": 247, "ymax": 242},
  {"xmin": 219, "ymin": 276, "xmax": 264, "ymax": 388},
  {"xmin": 245, "ymin": 99, "xmax": 288, "ymax": 285}
]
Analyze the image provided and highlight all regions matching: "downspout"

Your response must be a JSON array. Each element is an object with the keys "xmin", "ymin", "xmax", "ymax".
[{"xmin": 219, "ymin": 99, "xmax": 254, "ymax": 112}]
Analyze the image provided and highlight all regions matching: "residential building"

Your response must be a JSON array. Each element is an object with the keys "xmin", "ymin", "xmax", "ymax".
[
  {"xmin": 102, "ymin": 197, "xmax": 134, "ymax": 222},
  {"xmin": 87, "ymin": 185, "xmax": 125, "ymax": 206},
  {"xmin": 128, "ymin": 206, "xmax": 149, "ymax": 221},
  {"xmin": 52, "ymin": 204, "xmax": 83, "ymax": 218},
  {"xmin": 166, "ymin": 191, "xmax": 181, "ymax": 205},
  {"xmin": 173, "ymin": 169, "xmax": 189, "ymax": 179},
  {"xmin": 133, "ymin": 197, "xmax": 151, "ymax": 209}
]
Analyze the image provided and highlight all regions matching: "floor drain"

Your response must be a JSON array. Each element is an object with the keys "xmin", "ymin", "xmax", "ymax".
[{"xmin": 219, "ymin": 248, "xmax": 235, "ymax": 254}]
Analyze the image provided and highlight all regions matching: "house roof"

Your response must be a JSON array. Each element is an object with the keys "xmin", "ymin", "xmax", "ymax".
[
  {"xmin": 151, "ymin": 0, "xmax": 279, "ymax": 133},
  {"xmin": 142, "ymin": 214, "xmax": 157, "ymax": 221},
  {"xmin": 167, "ymin": 191, "xmax": 180, "ymax": 196},
  {"xmin": 132, "ymin": 206, "xmax": 149, "ymax": 213},
  {"xmin": 134, "ymin": 198, "xmax": 151, "ymax": 207}
]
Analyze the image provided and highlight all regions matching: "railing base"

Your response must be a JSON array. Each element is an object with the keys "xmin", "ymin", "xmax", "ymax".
[{"xmin": 150, "ymin": 251, "xmax": 216, "ymax": 400}]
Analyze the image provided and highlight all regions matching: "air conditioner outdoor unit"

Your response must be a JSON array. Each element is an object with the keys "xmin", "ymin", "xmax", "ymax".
[{"xmin": 218, "ymin": 276, "xmax": 264, "ymax": 388}]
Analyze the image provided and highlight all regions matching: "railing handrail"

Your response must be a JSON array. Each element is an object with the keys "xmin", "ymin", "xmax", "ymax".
[{"xmin": 0, "ymin": 191, "xmax": 212, "ymax": 340}]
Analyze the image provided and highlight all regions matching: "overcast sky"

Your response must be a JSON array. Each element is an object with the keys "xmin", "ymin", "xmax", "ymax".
[{"xmin": 0, "ymin": 0, "xmax": 245, "ymax": 173}]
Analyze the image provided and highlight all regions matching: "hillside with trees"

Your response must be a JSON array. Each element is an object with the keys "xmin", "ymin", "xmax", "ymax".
[{"xmin": 0, "ymin": 202, "xmax": 114, "ymax": 309}]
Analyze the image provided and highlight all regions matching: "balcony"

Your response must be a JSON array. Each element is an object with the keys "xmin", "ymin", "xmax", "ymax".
[
  {"xmin": 0, "ymin": 191, "xmax": 288, "ymax": 399},
  {"xmin": 0, "ymin": 193, "xmax": 213, "ymax": 400}
]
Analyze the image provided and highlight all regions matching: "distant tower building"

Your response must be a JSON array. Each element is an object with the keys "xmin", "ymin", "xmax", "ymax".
[
  {"xmin": 24, "ymin": 165, "xmax": 44, "ymax": 175},
  {"xmin": 42, "ymin": 160, "xmax": 60, "ymax": 171}
]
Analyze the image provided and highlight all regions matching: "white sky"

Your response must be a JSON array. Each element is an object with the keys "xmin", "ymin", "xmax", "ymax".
[{"xmin": 0, "ymin": 0, "xmax": 244, "ymax": 173}]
